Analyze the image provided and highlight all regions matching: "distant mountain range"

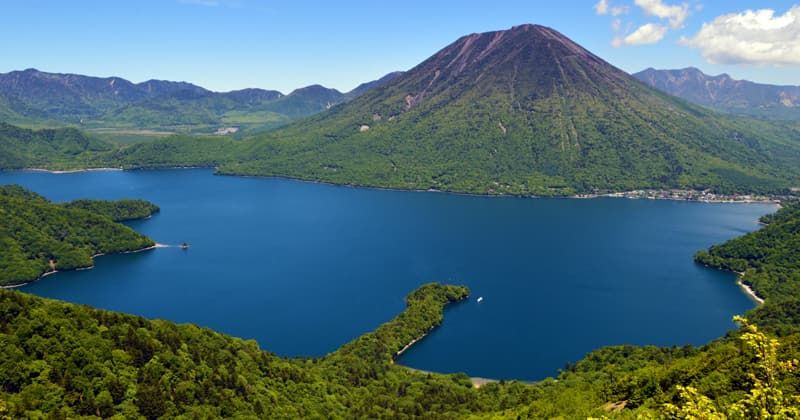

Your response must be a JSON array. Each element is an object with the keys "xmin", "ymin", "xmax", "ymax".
[
  {"xmin": 2, "ymin": 25, "xmax": 799, "ymax": 195},
  {"xmin": 634, "ymin": 67, "xmax": 800, "ymax": 120},
  {"xmin": 0, "ymin": 69, "xmax": 402, "ymax": 134}
]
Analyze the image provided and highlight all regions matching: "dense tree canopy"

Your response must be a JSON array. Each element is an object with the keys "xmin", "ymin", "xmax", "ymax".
[
  {"xmin": 0, "ymin": 185, "xmax": 155, "ymax": 286},
  {"xmin": 696, "ymin": 201, "xmax": 800, "ymax": 334},
  {"xmin": 63, "ymin": 199, "xmax": 160, "ymax": 222},
  {"xmin": 0, "ymin": 122, "xmax": 113, "ymax": 170},
  {"xmin": 1, "ymin": 194, "xmax": 799, "ymax": 418}
]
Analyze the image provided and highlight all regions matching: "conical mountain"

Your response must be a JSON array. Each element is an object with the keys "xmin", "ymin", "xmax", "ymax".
[{"xmin": 230, "ymin": 24, "xmax": 800, "ymax": 194}]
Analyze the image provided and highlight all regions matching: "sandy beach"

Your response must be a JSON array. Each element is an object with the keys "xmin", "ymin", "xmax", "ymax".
[{"xmin": 737, "ymin": 276, "xmax": 765, "ymax": 304}]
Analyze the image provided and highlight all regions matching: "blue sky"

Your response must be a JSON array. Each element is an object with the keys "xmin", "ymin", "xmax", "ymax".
[{"xmin": 0, "ymin": 1, "xmax": 798, "ymax": 92}]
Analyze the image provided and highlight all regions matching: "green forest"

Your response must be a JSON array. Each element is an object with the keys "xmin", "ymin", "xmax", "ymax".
[
  {"xmin": 696, "ymin": 202, "xmax": 800, "ymax": 335},
  {"xmin": 0, "ymin": 190, "xmax": 799, "ymax": 418},
  {"xmin": 2, "ymin": 116, "xmax": 799, "ymax": 198},
  {"xmin": 63, "ymin": 200, "xmax": 160, "ymax": 222},
  {"xmin": 0, "ymin": 185, "xmax": 157, "ymax": 286},
  {"xmin": 0, "ymin": 123, "xmax": 114, "ymax": 170}
]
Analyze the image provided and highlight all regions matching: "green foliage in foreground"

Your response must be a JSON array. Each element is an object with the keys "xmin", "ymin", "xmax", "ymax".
[
  {"xmin": 0, "ymin": 284, "xmax": 537, "ymax": 419},
  {"xmin": 2, "ymin": 193, "xmax": 800, "ymax": 418},
  {"xmin": 0, "ymin": 185, "xmax": 155, "ymax": 286},
  {"xmin": 2, "ymin": 283, "xmax": 799, "ymax": 419},
  {"xmin": 664, "ymin": 317, "xmax": 800, "ymax": 419},
  {"xmin": 64, "ymin": 199, "xmax": 160, "ymax": 222}
]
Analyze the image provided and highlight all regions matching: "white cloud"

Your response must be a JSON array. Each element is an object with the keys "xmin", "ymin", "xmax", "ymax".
[
  {"xmin": 681, "ymin": 6, "xmax": 800, "ymax": 65},
  {"xmin": 634, "ymin": 0, "xmax": 690, "ymax": 29},
  {"xmin": 595, "ymin": 0, "xmax": 610, "ymax": 15},
  {"xmin": 611, "ymin": 18, "xmax": 622, "ymax": 31},
  {"xmin": 621, "ymin": 23, "xmax": 669, "ymax": 45},
  {"xmin": 596, "ymin": 0, "xmax": 629, "ymax": 16},
  {"xmin": 611, "ymin": 5, "xmax": 630, "ymax": 16}
]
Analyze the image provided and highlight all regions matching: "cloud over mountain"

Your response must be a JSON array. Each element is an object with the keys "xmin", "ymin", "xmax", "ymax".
[
  {"xmin": 602, "ymin": 0, "xmax": 688, "ymax": 47},
  {"xmin": 595, "ymin": 0, "xmax": 629, "ymax": 16},
  {"xmin": 634, "ymin": 0, "xmax": 690, "ymax": 29},
  {"xmin": 682, "ymin": 5, "xmax": 800, "ymax": 65},
  {"xmin": 616, "ymin": 22, "xmax": 668, "ymax": 46}
]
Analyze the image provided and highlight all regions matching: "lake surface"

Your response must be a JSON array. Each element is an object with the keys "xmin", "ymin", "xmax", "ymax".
[{"xmin": 0, "ymin": 169, "xmax": 771, "ymax": 380}]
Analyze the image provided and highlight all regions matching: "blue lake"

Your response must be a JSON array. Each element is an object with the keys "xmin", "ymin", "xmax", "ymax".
[{"xmin": 0, "ymin": 169, "xmax": 770, "ymax": 380}]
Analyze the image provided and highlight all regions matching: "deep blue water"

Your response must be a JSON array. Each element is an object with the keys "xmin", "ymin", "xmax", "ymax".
[{"xmin": 0, "ymin": 169, "xmax": 770, "ymax": 380}]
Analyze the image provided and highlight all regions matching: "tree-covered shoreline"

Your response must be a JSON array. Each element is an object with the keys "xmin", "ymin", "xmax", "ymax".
[
  {"xmin": 1, "ymin": 191, "xmax": 800, "ymax": 418},
  {"xmin": 695, "ymin": 201, "xmax": 800, "ymax": 305},
  {"xmin": 0, "ymin": 185, "xmax": 158, "ymax": 286},
  {"xmin": 2, "ymin": 118, "xmax": 800, "ymax": 197}
]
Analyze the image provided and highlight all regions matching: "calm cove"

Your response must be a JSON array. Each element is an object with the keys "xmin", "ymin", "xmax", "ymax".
[{"xmin": 0, "ymin": 168, "xmax": 770, "ymax": 380}]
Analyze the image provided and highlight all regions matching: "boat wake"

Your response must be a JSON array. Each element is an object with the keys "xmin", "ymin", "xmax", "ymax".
[{"xmin": 155, "ymin": 243, "xmax": 191, "ymax": 249}]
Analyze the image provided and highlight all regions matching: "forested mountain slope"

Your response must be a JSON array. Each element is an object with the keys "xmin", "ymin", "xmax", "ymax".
[
  {"xmin": 221, "ymin": 25, "xmax": 800, "ymax": 195},
  {"xmin": 0, "ymin": 69, "xmax": 398, "ymax": 134},
  {"xmin": 0, "ymin": 122, "xmax": 114, "ymax": 169}
]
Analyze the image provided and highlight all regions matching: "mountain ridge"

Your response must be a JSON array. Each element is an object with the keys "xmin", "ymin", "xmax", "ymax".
[
  {"xmin": 634, "ymin": 67, "xmax": 800, "ymax": 120},
  {"xmin": 0, "ymin": 68, "xmax": 401, "ymax": 133}
]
